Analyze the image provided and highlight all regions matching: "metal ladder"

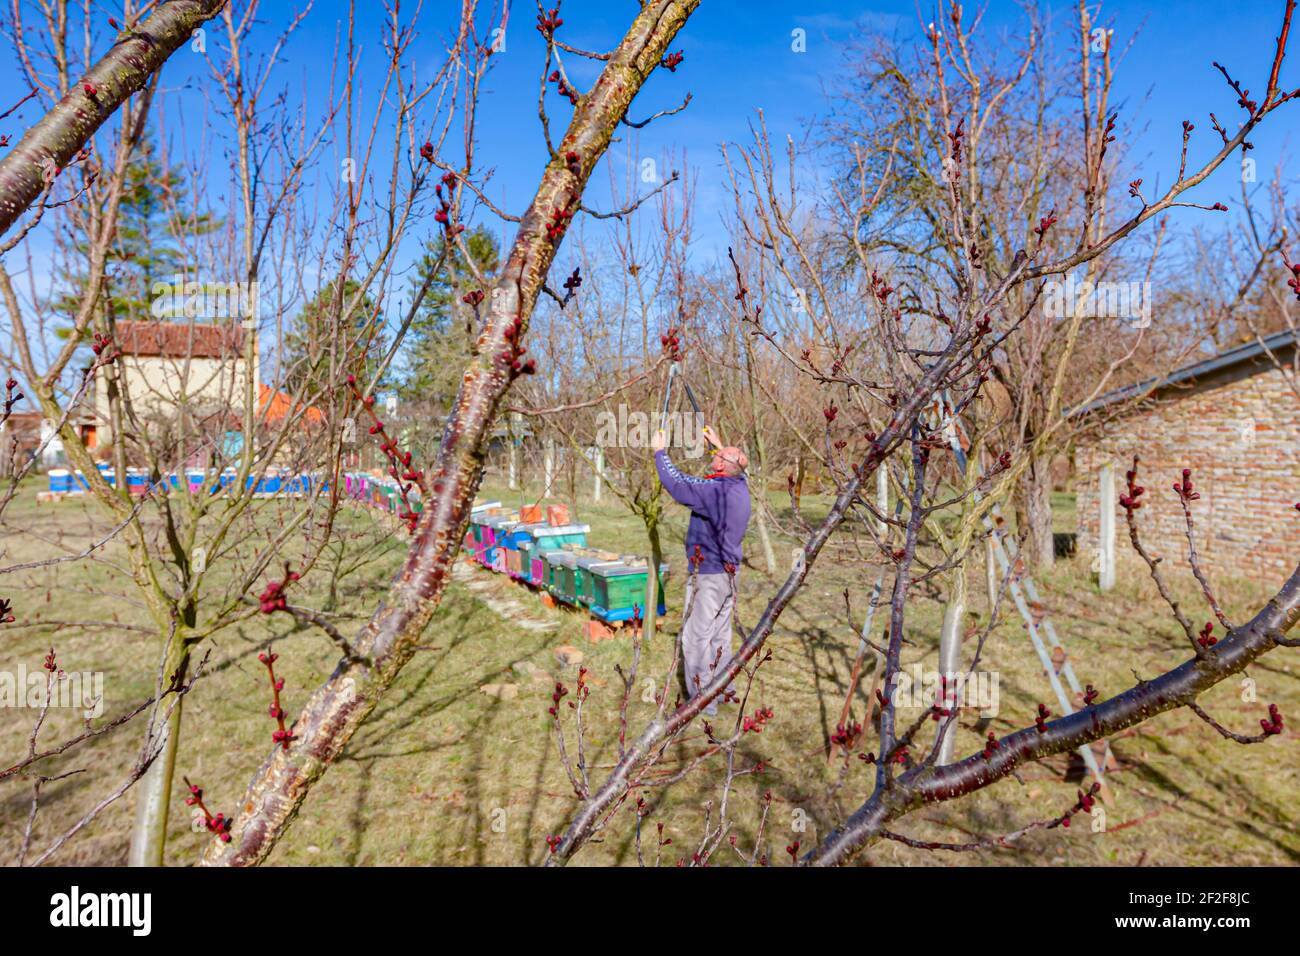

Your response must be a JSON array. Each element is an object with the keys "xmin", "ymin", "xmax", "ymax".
[{"xmin": 938, "ymin": 397, "xmax": 1115, "ymax": 787}]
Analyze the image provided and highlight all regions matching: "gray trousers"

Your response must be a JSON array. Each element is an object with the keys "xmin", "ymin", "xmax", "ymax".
[{"xmin": 681, "ymin": 572, "xmax": 736, "ymax": 704}]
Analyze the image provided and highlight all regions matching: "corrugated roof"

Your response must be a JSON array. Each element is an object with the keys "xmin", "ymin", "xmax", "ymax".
[{"xmin": 1070, "ymin": 328, "xmax": 1297, "ymax": 416}]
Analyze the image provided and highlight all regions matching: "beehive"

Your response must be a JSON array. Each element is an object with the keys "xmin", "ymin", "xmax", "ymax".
[{"xmin": 589, "ymin": 563, "xmax": 669, "ymax": 622}]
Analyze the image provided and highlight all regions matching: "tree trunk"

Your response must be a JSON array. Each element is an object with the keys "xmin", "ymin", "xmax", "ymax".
[
  {"xmin": 641, "ymin": 509, "xmax": 664, "ymax": 645},
  {"xmin": 935, "ymin": 570, "xmax": 965, "ymax": 765},
  {"xmin": 752, "ymin": 484, "xmax": 776, "ymax": 575},
  {"xmin": 201, "ymin": 0, "xmax": 702, "ymax": 867},
  {"xmin": 0, "ymin": 0, "xmax": 229, "ymax": 238},
  {"xmin": 1023, "ymin": 453, "xmax": 1055, "ymax": 568},
  {"xmin": 128, "ymin": 636, "xmax": 189, "ymax": 866}
]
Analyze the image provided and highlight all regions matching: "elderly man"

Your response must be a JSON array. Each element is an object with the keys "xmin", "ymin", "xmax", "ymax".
[{"xmin": 651, "ymin": 428, "xmax": 751, "ymax": 715}]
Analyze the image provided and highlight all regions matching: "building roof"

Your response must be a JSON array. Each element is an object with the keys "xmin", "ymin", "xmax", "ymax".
[
  {"xmin": 1071, "ymin": 328, "xmax": 1297, "ymax": 417},
  {"xmin": 258, "ymin": 383, "xmax": 325, "ymax": 425},
  {"xmin": 116, "ymin": 321, "xmax": 246, "ymax": 359},
  {"xmin": 2, "ymin": 410, "xmax": 43, "ymax": 437}
]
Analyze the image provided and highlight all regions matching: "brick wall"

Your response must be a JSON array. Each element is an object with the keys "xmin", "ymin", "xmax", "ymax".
[{"xmin": 1075, "ymin": 364, "xmax": 1300, "ymax": 589}]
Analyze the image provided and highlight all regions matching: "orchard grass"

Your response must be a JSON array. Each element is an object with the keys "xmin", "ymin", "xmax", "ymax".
[{"xmin": 1, "ymin": 475, "xmax": 1295, "ymax": 866}]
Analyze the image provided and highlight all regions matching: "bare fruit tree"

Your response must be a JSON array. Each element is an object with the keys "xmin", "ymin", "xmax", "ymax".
[{"xmin": 0, "ymin": 0, "xmax": 1296, "ymax": 870}]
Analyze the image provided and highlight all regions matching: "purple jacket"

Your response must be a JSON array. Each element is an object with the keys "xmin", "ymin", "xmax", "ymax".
[{"xmin": 655, "ymin": 451, "xmax": 751, "ymax": 575}]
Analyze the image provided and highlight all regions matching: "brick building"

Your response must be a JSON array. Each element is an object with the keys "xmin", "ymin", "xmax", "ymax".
[{"xmin": 1074, "ymin": 331, "xmax": 1299, "ymax": 589}]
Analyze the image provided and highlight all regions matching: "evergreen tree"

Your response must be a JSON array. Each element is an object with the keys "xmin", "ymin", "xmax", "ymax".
[
  {"xmin": 58, "ymin": 133, "xmax": 218, "ymax": 335},
  {"xmin": 399, "ymin": 226, "xmax": 500, "ymax": 413},
  {"xmin": 282, "ymin": 279, "xmax": 387, "ymax": 399}
]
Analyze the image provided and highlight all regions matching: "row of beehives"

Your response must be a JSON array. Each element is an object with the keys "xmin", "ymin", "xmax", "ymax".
[
  {"xmin": 464, "ymin": 505, "xmax": 668, "ymax": 624},
  {"xmin": 45, "ymin": 465, "xmax": 320, "ymax": 498},
  {"xmin": 340, "ymin": 473, "xmax": 669, "ymax": 624}
]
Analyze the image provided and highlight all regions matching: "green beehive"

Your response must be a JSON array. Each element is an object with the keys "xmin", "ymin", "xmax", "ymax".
[
  {"xmin": 546, "ymin": 551, "xmax": 579, "ymax": 604},
  {"xmin": 541, "ymin": 549, "xmax": 566, "ymax": 593},
  {"xmin": 590, "ymin": 563, "xmax": 669, "ymax": 622},
  {"xmin": 576, "ymin": 557, "xmax": 623, "ymax": 606}
]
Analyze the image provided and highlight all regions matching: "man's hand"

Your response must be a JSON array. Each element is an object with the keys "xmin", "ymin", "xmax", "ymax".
[
  {"xmin": 651, "ymin": 429, "xmax": 667, "ymax": 453},
  {"xmin": 701, "ymin": 424, "xmax": 723, "ymax": 450}
]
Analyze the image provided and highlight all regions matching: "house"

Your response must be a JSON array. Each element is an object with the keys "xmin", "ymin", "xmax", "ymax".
[
  {"xmin": 0, "ymin": 410, "xmax": 44, "ymax": 470},
  {"xmin": 79, "ymin": 321, "xmax": 322, "ymax": 467},
  {"xmin": 83, "ymin": 320, "xmax": 259, "ymax": 452},
  {"xmin": 1074, "ymin": 330, "xmax": 1299, "ymax": 586}
]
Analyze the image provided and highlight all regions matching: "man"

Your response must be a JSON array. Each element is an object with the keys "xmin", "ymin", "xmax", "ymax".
[{"xmin": 651, "ymin": 427, "xmax": 751, "ymax": 716}]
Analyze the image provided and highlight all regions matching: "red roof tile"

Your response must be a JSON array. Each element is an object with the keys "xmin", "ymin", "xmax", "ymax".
[{"xmin": 115, "ymin": 321, "xmax": 246, "ymax": 359}]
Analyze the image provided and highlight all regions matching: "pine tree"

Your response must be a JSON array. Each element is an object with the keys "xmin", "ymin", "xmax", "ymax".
[
  {"xmin": 57, "ymin": 133, "xmax": 218, "ymax": 336},
  {"xmin": 399, "ymin": 226, "xmax": 500, "ymax": 413},
  {"xmin": 282, "ymin": 279, "xmax": 387, "ymax": 400}
]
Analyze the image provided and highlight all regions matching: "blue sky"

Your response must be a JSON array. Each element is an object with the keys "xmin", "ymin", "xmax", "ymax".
[
  {"xmin": 473, "ymin": 0, "xmax": 1294, "ymax": 238},
  {"xmin": 431, "ymin": 0, "xmax": 1298, "ymax": 258},
  {"xmin": 5, "ymin": 1, "xmax": 1298, "ymax": 353},
  {"xmin": 144, "ymin": 0, "xmax": 1300, "ymax": 265}
]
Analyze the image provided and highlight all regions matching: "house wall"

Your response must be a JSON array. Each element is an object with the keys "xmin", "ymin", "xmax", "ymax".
[
  {"xmin": 1076, "ymin": 365, "xmax": 1300, "ymax": 588},
  {"xmin": 93, "ymin": 350, "xmax": 258, "ymax": 447}
]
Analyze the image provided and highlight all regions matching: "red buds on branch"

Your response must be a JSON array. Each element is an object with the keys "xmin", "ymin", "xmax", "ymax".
[
  {"xmin": 1055, "ymin": 782, "xmax": 1102, "ymax": 829},
  {"xmin": 259, "ymin": 651, "xmax": 295, "ymax": 750},
  {"xmin": 90, "ymin": 332, "xmax": 121, "ymax": 362},
  {"xmin": 547, "ymin": 70, "xmax": 579, "ymax": 106},
  {"xmin": 184, "ymin": 778, "xmax": 232, "ymax": 842},
  {"xmin": 1033, "ymin": 210, "xmax": 1057, "ymax": 240},
  {"xmin": 345, "ymin": 374, "xmax": 427, "ymax": 531},
  {"xmin": 1119, "ymin": 462, "xmax": 1146, "ymax": 512},
  {"xmin": 981, "ymin": 731, "xmax": 999, "ymax": 759},
  {"xmin": 3, "ymin": 377, "xmax": 24, "ymax": 424},
  {"xmin": 544, "ymin": 198, "xmax": 577, "ymax": 242},
  {"xmin": 660, "ymin": 326, "xmax": 683, "ymax": 361},
  {"xmin": 1260, "ymin": 703, "xmax": 1284, "ymax": 736},
  {"xmin": 1173, "ymin": 467, "xmax": 1201, "ymax": 502},
  {"xmin": 499, "ymin": 314, "xmax": 537, "ymax": 378},
  {"xmin": 548, "ymin": 681, "xmax": 569, "ymax": 718},
  {"xmin": 536, "ymin": 5, "xmax": 564, "ymax": 37},
  {"xmin": 741, "ymin": 707, "xmax": 774, "ymax": 734},
  {"xmin": 1035, "ymin": 702, "xmax": 1050, "ymax": 732},
  {"xmin": 1281, "ymin": 249, "xmax": 1300, "ymax": 300},
  {"xmin": 258, "ymin": 564, "xmax": 300, "ymax": 614},
  {"xmin": 831, "ymin": 721, "xmax": 862, "ymax": 747},
  {"xmin": 433, "ymin": 177, "xmax": 466, "ymax": 238}
]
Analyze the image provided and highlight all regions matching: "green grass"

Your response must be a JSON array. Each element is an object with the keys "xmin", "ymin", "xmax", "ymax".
[{"xmin": 1, "ymin": 474, "xmax": 1296, "ymax": 866}]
